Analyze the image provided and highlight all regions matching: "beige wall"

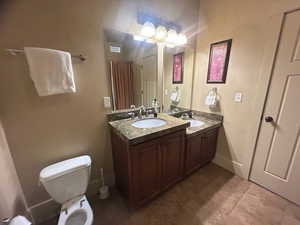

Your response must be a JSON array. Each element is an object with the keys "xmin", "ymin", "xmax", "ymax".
[
  {"xmin": 0, "ymin": 120, "xmax": 27, "ymax": 220},
  {"xmin": 0, "ymin": 0, "xmax": 199, "ymax": 223},
  {"xmin": 193, "ymin": 0, "xmax": 300, "ymax": 178}
]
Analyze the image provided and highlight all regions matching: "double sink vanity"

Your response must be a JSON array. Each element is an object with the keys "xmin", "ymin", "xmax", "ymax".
[
  {"xmin": 104, "ymin": 27, "xmax": 223, "ymax": 209},
  {"xmin": 108, "ymin": 109, "xmax": 222, "ymax": 209}
]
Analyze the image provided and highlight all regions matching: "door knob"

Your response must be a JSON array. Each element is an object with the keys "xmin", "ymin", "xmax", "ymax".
[{"xmin": 265, "ymin": 116, "xmax": 274, "ymax": 123}]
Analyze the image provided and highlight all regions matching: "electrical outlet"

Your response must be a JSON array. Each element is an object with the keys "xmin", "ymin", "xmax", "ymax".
[
  {"xmin": 103, "ymin": 97, "xmax": 111, "ymax": 108},
  {"xmin": 234, "ymin": 92, "xmax": 243, "ymax": 102}
]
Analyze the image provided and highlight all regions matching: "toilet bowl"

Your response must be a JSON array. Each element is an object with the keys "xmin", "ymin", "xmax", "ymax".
[
  {"xmin": 39, "ymin": 155, "xmax": 93, "ymax": 225},
  {"xmin": 58, "ymin": 196, "xmax": 93, "ymax": 225}
]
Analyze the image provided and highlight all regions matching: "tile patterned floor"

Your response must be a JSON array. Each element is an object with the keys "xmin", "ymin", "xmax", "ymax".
[{"xmin": 41, "ymin": 163, "xmax": 300, "ymax": 225}]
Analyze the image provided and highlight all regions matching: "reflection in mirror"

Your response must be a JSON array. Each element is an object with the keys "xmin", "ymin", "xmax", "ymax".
[
  {"xmin": 104, "ymin": 29, "xmax": 158, "ymax": 111},
  {"xmin": 163, "ymin": 43, "xmax": 195, "ymax": 112}
]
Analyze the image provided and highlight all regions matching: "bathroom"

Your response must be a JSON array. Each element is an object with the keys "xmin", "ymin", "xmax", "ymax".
[{"xmin": 1, "ymin": 0, "xmax": 300, "ymax": 225}]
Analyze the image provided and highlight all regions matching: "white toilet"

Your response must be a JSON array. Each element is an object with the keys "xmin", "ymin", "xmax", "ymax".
[{"xmin": 39, "ymin": 155, "xmax": 94, "ymax": 225}]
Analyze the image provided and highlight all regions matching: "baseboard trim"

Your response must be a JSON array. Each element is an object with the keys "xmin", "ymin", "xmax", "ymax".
[
  {"xmin": 29, "ymin": 178, "xmax": 101, "ymax": 224},
  {"xmin": 213, "ymin": 154, "xmax": 244, "ymax": 178}
]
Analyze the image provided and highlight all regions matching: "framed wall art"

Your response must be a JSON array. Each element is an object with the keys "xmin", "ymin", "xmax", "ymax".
[
  {"xmin": 173, "ymin": 52, "xmax": 184, "ymax": 84},
  {"xmin": 207, "ymin": 39, "xmax": 232, "ymax": 84}
]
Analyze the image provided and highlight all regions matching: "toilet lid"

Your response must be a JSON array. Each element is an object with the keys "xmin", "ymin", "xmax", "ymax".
[{"xmin": 40, "ymin": 155, "xmax": 91, "ymax": 182}]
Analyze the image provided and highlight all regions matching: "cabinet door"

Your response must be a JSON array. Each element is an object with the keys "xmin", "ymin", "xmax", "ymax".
[
  {"xmin": 185, "ymin": 128, "xmax": 219, "ymax": 175},
  {"xmin": 131, "ymin": 140, "xmax": 161, "ymax": 206},
  {"xmin": 161, "ymin": 131, "xmax": 185, "ymax": 190},
  {"xmin": 201, "ymin": 128, "xmax": 219, "ymax": 164},
  {"xmin": 185, "ymin": 133, "xmax": 204, "ymax": 174}
]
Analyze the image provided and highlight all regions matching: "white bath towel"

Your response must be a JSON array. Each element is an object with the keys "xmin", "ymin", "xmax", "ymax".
[{"xmin": 24, "ymin": 47, "xmax": 76, "ymax": 96}]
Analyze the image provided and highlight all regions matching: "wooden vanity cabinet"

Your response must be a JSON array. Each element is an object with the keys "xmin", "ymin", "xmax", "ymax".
[
  {"xmin": 185, "ymin": 128, "xmax": 219, "ymax": 175},
  {"xmin": 160, "ymin": 132, "xmax": 185, "ymax": 191},
  {"xmin": 111, "ymin": 129, "xmax": 185, "ymax": 209},
  {"xmin": 131, "ymin": 139, "xmax": 161, "ymax": 206}
]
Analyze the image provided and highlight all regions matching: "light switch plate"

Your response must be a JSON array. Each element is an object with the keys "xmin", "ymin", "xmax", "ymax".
[
  {"xmin": 234, "ymin": 92, "xmax": 243, "ymax": 102},
  {"xmin": 103, "ymin": 97, "xmax": 111, "ymax": 108}
]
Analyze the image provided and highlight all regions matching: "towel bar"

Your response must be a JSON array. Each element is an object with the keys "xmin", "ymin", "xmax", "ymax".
[{"xmin": 5, "ymin": 48, "xmax": 86, "ymax": 61}]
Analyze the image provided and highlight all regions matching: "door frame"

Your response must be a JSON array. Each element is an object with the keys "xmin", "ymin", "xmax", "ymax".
[
  {"xmin": 247, "ymin": 7, "xmax": 300, "ymax": 179},
  {"xmin": 140, "ymin": 53, "xmax": 158, "ymax": 107}
]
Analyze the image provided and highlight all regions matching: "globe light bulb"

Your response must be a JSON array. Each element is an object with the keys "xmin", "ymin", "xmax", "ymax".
[
  {"xmin": 141, "ymin": 22, "xmax": 155, "ymax": 38},
  {"xmin": 155, "ymin": 26, "xmax": 167, "ymax": 41},
  {"xmin": 177, "ymin": 33, "xmax": 187, "ymax": 45},
  {"xmin": 166, "ymin": 29, "xmax": 178, "ymax": 45}
]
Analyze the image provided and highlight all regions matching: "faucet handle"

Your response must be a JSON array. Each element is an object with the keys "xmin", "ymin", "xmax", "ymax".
[
  {"xmin": 62, "ymin": 208, "xmax": 68, "ymax": 215},
  {"xmin": 181, "ymin": 113, "xmax": 190, "ymax": 120},
  {"xmin": 2, "ymin": 218, "xmax": 11, "ymax": 224},
  {"xmin": 130, "ymin": 105, "xmax": 136, "ymax": 110},
  {"xmin": 128, "ymin": 112, "xmax": 135, "ymax": 119}
]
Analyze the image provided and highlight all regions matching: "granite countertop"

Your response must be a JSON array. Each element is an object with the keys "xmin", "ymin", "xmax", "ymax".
[
  {"xmin": 184, "ymin": 114, "xmax": 222, "ymax": 137},
  {"xmin": 109, "ymin": 114, "xmax": 189, "ymax": 145}
]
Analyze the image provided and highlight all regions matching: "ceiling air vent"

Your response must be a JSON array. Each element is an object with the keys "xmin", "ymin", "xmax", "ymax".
[{"xmin": 110, "ymin": 45, "xmax": 121, "ymax": 53}]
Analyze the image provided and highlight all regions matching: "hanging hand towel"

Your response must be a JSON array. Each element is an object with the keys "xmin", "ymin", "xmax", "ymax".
[{"xmin": 24, "ymin": 47, "xmax": 76, "ymax": 96}]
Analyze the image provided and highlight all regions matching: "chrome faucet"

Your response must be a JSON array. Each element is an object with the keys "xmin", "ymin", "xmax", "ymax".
[
  {"xmin": 128, "ymin": 105, "xmax": 136, "ymax": 119},
  {"xmin": 138, "ymin": 105, "xmax": 145, "ymax": 119}
]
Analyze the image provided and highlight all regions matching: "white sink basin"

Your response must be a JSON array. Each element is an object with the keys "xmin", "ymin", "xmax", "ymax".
[
  {"xmin": 188, "ymin": 119, "xmax": 205, "ymax": 127},
  {"xmin": 132, "ymin": 118, "xmax": 167, "ymax": 129}
]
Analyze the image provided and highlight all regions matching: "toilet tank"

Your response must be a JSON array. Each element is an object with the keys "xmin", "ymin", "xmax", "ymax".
[{"xmin": 39, "ymin": 155, "xmax": 91, "ymax": 204}]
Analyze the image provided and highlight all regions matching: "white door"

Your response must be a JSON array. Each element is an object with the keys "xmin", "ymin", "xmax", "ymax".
[
  {"xmin": 250, "ymin": 9, "xmax": 300, "ymax": 204},
  {"xmin": 141, "ymin": 55, "xmax": 157, "ymax": 107}
]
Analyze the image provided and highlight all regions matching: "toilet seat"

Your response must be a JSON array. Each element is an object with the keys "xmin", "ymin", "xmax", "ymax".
[{"xmin": 58, "ymin": 195, "xmax": 93, "ymax": 225}]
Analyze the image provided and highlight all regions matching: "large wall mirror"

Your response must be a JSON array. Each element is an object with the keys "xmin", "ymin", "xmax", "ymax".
[
  {"xmin": 163, "ymin": 43, "xmax": 196, "ymax": 112},
  {"xmin": 104, "ymin": 29, "xmax": 195, "ymax": 112},
  {"xmin": 104, "ymin": 29, "xmax": 158, "ymax": 110}
]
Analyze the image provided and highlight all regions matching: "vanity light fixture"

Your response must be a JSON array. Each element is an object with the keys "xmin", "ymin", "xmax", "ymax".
[
  {"xmin": 166, "ymin": 29, "xmax": 178, "ymax": 43},
  {"xmin": 177, "ymin": 33, "xmax": 188, "ymax": 45},
  {"xmin": 166, "ymin": 43, "xmax": 176, "ymax": 48},
  {"xmin": 140, "ymin": 21, "xmax": 156, "ymax": 38},
  {"xmin": 146, "ymin": 38, "xmax": 155, "ymax": 44},
  {"xmin": 135, "ymin": 22, "xmax": 187, "ymax": 47},
  {"xmin": 133, "ymin": 35, "xmax": 145, "ymax": 41}
]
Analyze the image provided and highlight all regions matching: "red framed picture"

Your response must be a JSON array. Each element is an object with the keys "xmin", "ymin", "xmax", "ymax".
[
  {"xmin": 207, "ymin": 39, "xmax": 232, "ymax": 83},
  {"xmin": 173, "ymin": 52, "xmax": 184, "ymax": 84}
]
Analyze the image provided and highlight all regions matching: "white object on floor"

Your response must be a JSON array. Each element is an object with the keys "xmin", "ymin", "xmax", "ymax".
[
  {"xmin": 99, "ymin": 185, "xmax": 110, "ymax": 199},
  {"xmin": 24, "ymin": 47, "xmax": 76, "ymax": 96},
  {"xmin": 39, "ymin": 155, "xmax": 93, "ymax": 225},
  {"xmin": 9, "ymin": 216, "xmax": 31, "ymax": 225}
]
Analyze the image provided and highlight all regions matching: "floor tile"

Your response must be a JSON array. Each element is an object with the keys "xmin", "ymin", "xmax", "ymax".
[
  {"xmin": 238, "ymin": 198, "xmax": 283, "ymax": 224},
  {"xmin": 280, "ymin": 215, "xmax": 300, "ymax": 225},
  {"xmin": 39, "ymin": 163, "xmax": 300, "ymax": 225},
  {"xmin": 284, "ymin": 202, "xmax": 300, "ymax": 221}
]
